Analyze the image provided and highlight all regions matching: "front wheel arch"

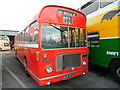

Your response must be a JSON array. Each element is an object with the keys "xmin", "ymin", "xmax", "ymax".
[
  {"xmin": 23, "ymin": 57, "xmax": 27, "ymax": 71},
  {"xmin": 23, "ymin": 56, "xmax": 29, "ymax": 77},
  {"xmin": 109, "ymin": 58, "xmax": 120, "ymax": 68},
  {"xmin": 109, "ymin": 58, "xmax": 120, "ymax": 83}
]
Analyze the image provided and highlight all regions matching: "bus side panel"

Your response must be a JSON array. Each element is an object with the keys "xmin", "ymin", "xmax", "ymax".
[
  {"xmin": 87, "ymin": 7, "xmax": 120, "ymax": 68},
  {"xmin": 26, "ymin": 47, "xmax": 40, "ymax": 79},
  {"xmin": 15, "ymin": 45, "xmax": 24, "ymax": 64},
  {"xmin": 89, "ymin": 38, "xmax": 120, "ymax": 68}
]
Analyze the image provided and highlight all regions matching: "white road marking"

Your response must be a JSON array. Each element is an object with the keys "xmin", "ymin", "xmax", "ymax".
[{"xmin": 3, "ymin": 64, "xmax": 27, "ymax": 88}]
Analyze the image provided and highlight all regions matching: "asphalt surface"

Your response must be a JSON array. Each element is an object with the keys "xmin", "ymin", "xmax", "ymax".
[{"xmin": 1, "ymin": 50, "xmax": 120, "ymax": 89}]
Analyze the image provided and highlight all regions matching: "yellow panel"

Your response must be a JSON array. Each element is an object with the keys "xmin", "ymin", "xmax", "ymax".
[{"xmin": 87, "ymin": 7, "xmax": 119, "ymax": 38}]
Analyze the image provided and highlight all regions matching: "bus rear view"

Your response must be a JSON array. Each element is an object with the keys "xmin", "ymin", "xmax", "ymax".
[{"xmin": 14, "ymin": 5, "xmax": 88, "ymax": 86}]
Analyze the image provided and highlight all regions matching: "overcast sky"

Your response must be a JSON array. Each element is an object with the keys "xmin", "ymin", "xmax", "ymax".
[{"xmin": 0, "ymin": 0, "xmax": 89, "ymax": 31}]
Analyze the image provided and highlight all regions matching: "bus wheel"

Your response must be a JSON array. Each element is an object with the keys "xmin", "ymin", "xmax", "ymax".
[
  {"xmin": 110, "ymin": 60, "xmax": 120, "ymax": 83},
  {"xmin": 24, "ymin": 58, "xmax": 29, "ymax": 77},
  {"xmin": 15, "ymin": 52, "xmax": 19, "ymax": 61}
]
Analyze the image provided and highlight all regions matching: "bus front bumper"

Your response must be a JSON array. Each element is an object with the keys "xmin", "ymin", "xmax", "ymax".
[
  {"xmin": 27, "ymin": 68, "xmax": 88, "ymax": 86},
  {"xmin": 0, "ymin": 46, "xmax": 10, "ymax": 50}
]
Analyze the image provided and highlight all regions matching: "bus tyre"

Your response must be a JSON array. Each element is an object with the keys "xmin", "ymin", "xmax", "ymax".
[
  {"xmin": 15, "ymin": 55, "xmax": 19, "ymax": 62},
  {"xmin": 110, "ymin": 60, "xmax": 120, "ymax": 83},
  {"xmin": 24, "ymin": 58, "xmax": 29, "ymax": 77},
  {"xmin": 15, "ymin": 51, "xmax": 19, "ymax": 61}
]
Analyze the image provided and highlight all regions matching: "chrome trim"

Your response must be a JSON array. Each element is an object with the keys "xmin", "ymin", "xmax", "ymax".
[
  {"xmin": 27, "ymin": 68, "xmax": 40, "ymax": 80},
  {"xmin": 117, "ymin": 67, "xmax": 120, "ymax": 77},
  {"xmin": 14, "ymin": 44, "xmax": 38, "ymax": 48},
  {"xmin": 100, "ymin": 37, "xmax": 120, "ymax": 40},
  {"xmin": 27, "ymin": 68, "xmax": 88, "ymax": 81}
]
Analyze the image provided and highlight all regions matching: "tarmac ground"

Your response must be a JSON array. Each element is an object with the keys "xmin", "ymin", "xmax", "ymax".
[{"xmin": 1, "ymin": 50, "xmax": 120, "ymax": 89}]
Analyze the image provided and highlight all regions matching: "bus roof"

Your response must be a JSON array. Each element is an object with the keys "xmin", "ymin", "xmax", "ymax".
[
  {"xmin": 17, "ymin": 5, "xmax": 86, "ymax": 35},
  {"xmin": 81, "ymin": 0, "xmax": 95, "ymax": 10},
  {"xmin": 41, "ymin": 5, "xmax": 86, "ymax": 16},
  {"xmin": 38, "ymin": 5, "xmax": 86, "ymax": 27},
  {"xmin": 26, "ymin": 5, "xmax": 86, "ymax": 28}
]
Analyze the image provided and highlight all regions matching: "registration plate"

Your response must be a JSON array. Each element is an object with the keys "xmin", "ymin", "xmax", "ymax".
[{"xmin": 64, "ymin": 74, "xmax": 75, "ymax": 79}]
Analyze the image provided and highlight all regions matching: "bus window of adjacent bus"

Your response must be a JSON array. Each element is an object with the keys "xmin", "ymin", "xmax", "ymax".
[
  {"xmin": 41, "ymin": 24, "xmax": 87, "ymax": 49},
  {"xmin": 81, "ymin": 0, "xmax": 99, "ymax": 15},
  {"xmin": 30, "ymin": 21, "xmax": 39, "ymax": 43},
  {"xmin": 88, "ymin": 31, "xmax": 100, "ymax": 48},
  {"xmin": 100, "ymin": 0, "xmax": 117, "ymax": 8}
]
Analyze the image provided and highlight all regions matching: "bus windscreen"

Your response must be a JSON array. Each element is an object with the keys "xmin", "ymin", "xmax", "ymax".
[
  {"xmin": 41, "ymin": 24, "xmax": 87, "ymax": 49},
  {"xmin": 0, "ymin": 36, "xmax": 9, "ymax": 41}
]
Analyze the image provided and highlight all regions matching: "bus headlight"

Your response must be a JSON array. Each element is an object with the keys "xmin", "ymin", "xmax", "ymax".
[
  {"xmin": 82, "ymin": 60, "xmax": 86, "ymax": 65},
  {"xmin": 46, "ymin": 65, "xmax": 53, "ymax": 73}
]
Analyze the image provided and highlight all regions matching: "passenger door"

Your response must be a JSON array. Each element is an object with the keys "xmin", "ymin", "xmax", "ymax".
[{"xmin": 27, "ymin": 21, "xmax": 39, "ymax": 75}]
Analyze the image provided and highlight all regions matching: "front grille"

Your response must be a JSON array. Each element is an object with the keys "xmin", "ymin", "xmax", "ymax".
[
  {"xmin": 56, "ymin": 53, "xmax": 81, "ymax": 71},
  {"xmin": 4, "ymin": 43, "xmax": 9, "ymax": 47}
]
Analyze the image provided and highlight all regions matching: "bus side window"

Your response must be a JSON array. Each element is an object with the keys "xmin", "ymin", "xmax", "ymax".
[
  {"xmin": 20, "ymin": 33, "xmax": 22, "ymax": 43},
  {"xmin": 87, "ymin": 31, "xmax": 100, "ymax": 48},
  {"xmin": 21, "ymin": 31, "xmax": 25, "ymax": 44},
  {"xmin": 81, "ymin": 0, "xmax": 99, "ymax": 15},
  {"xmin": 100, "ymin": 0, "xmax": 117, "ymax": 8},
  {"xmin": 19, "ymin": 34, "xmax": 21, "ymax": 43},
  {"xmin": 25, "ymin": 27, "xmax": 29, "ymax": 43},
  {"xmin": 29, "ymin": 21, "xmax": 39, "ymax": 43}
]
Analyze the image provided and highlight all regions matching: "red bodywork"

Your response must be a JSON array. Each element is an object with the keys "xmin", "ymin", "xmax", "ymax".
[{"xmin": 14, "ymin": 5, "xmax": 88, "ymax": 86}]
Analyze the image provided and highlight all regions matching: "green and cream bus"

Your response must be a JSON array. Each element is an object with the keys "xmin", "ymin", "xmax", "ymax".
[
  {"xmin": 0, "ymin": 36, "xmax": 10, "ymax": 51},
  {"xmin": 79, "ymin": 0, "xmax": 120, "ymax": 82}
]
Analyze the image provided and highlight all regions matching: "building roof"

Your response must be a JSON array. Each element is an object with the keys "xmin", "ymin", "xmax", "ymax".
[{"xmin": 0, "ymin": 30, "xmax": 19, "ymax": 36}]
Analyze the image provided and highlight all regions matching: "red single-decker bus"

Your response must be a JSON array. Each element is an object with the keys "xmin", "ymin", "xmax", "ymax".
[{"xmin": 14, "ymin": 5, "xmax": 88, "ymax": 86}]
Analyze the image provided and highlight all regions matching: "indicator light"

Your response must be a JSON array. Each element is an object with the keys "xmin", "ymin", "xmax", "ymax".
[{"xmin": 36, "ymin": 52, "xmax": 39, "ymax": 61}]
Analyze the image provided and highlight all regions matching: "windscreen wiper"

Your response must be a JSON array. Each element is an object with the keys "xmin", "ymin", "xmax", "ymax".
[{"xmin": 49, "ymin": 24, "xmax": 67, "ymax": 34}]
